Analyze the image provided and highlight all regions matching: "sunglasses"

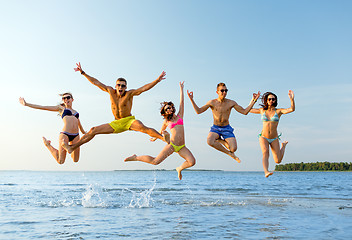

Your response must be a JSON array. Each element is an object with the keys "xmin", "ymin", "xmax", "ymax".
[
  {"xmin": 117, "ymin": 84, "xmax": 126, "ymax": 88},
  {"xmin": 164, "ymin": 106, "xmax": 172, "ymax": 111},
  {"xmin": 220, "ymin": 89, "xmax": 228, "ymax": 93},
  {"xmin": 268, "ymin": 98, "xmax": 276, "ymax": 101},
  {"xmin": 62, "ymin": 96, "xmax": 72, "ymax": 100}
]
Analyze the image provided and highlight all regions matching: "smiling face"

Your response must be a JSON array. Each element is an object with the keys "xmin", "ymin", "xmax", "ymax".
[
  {"xmin": 216, "ymin": 84, "xmax": 228, "ymax": 100},
  {"xmin": 164, "ymin": 104, "xmax": 174, "ymax": 115},
  {"xmin": 160, "ymin": 101, "xmax": 175, "ymax": 120},
  {"xmin": 61, "ymin": 93, "xmax": 73, "ymax": 107},
  {"xmin": 115, "ymin": 78, "xmax": 127, "ymax": 96}
]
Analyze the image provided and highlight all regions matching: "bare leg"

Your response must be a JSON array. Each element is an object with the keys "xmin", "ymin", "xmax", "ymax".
[
  {"xmin": 280, "ymin": 141, "xmax": 288, "ymax": 161},
  {"xmin": 62, "ymin": 123, "xmax": 114, "ymax": 154},
  {"xmin": 70, "ymin": 135, "xmax": 81, "ymax": 163},
  {"xmin": 217, "ymin": 138, "xmax": 229, "ymax": 149},
  {"xmin": 224, "ymin": 137, "xmax": 240, "ymax": 163},
  {"xmin": 176, "ymin": 147, "xmax": 196, "ymax": 180},
  {"xmin": 207, "ymin": 133, "xmax": 240, "ymax": 163},
  {"xmin": 124, "ymin": 144, "xmax": 174, "ymax": 165},
  {"xmin": 259, "ymin": 137, "xmax": 272, "ymax": 177},
  {"xmin": 43, "ymin": 137, "xmax": 58, "ymax": 160},
  {"xmin": 271, "ymin": 140, "xmax": 288, "ymax": 164},
  {"xmin": 217, "ymin": 137, "xmax": 238, "ymax": 152},
  {"xmin": 130, "ymin": 120, "xmax": 169, "ymax": 143},
  {"xmin": 43, "ymin": 135, "xmax": 67, "ymax": 164}
]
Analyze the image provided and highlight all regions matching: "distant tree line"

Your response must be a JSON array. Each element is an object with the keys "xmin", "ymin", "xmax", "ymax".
[{"xmin": 275, "ymin": 162, "xmax": 352, "ymax": 171}]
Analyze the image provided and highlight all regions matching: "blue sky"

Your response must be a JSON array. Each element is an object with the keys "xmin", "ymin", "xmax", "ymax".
[{"xmin": 1, "ymin": 0, "xmax": 351, "ymax": 171}]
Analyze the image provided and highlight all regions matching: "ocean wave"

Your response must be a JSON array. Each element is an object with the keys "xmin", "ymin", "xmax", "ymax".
[
  {"xmin": 204, "ymin": 188, "xmax": 251, "ymax": 192},
  {"xmin": 3, "ymin": 221, "xmax": 39, "ymax": 225}
]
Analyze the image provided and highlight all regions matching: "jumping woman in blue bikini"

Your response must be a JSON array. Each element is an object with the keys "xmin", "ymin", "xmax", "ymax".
[
  {"xmin": 124, "ymin": 82, "xmax": 196, "ymax": 180},
  {"xmin": 19, "ymin": 93, "xmax": 86, "ymax": 164},
  {"xmin": 250, "ymin": 90, "xmax": 295, "ymax": 177}
]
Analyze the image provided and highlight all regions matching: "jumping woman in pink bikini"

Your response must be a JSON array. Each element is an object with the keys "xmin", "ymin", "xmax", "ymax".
[
  {"xmin": 124, "ymin": 82, "xmax": 196, "ymax": 180},
  {"xmin": 250, "ymin": 90, "xmax": 295, "ymax": 177}
]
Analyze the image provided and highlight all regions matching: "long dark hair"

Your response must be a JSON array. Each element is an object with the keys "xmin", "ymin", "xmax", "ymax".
[
  {"xmin": 160, "ymin": 101, "xmax": 176, "ymax": 121},
  {"xmin": 260, "ymin": 92, "xmax": 278, "ymax": 110}
]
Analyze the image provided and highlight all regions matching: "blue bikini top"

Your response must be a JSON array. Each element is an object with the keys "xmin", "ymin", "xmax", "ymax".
[
  {"xmin": 261, "ymin": 110, "xmax": 279, "ymax": 122},
  {"xmin": 61, "ymin": 108, "xmax": 79, "ymax": 119}
]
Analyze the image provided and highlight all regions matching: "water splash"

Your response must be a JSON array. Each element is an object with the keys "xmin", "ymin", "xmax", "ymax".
[
  {"xmin": 47, "ymin": 199, "xmax": 77, "ymax": 207},
  {"xmin": 81, "ymin": 183, "xmax": 108, "ymax": 208},
  {"xmin": 126, "ymin": 175, "xmax": 156, "ymax": 208}
]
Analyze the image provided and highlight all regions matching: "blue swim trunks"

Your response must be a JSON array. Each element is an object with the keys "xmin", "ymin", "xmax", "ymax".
[{"xmin": 210, "ymin": 124, "xmax": 235, "ymax": 139}]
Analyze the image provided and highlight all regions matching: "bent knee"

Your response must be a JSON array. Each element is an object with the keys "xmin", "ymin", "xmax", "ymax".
[
  {"xmin": 207, "ymin": 138, "xmax": 215, "ymax": 146},
  {"xmin": 229, "ymin": 146, "xmax": 237, "ymax": 152},
  {"xmin": 89, "ymin": 127, "xmax": 98, "ymax": 135},
  {"xmin": 58, "ymin": 159, "xmax": 65, "ymax": 165},
  {"xmin": 273, "ymin": 156, "xmax": 281, "ymax": 164}
]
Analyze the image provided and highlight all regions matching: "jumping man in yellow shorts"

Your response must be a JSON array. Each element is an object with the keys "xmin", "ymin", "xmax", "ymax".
[{"xmin": 63, "ymin": 62, "xmax": 169, "ymax": 154}]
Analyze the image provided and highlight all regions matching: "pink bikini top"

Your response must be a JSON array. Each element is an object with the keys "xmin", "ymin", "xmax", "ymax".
[{"xmin": 168, "ymin": 116, "xmax": 184, "ymax": 129}]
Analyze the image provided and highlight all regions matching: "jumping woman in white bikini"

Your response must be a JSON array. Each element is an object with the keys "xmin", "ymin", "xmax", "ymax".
[
  {"xmin": 250, "ymin": 90, "xmax": 295, "ymax": 177},
  {"xmin": 124, "ymin": 82, "xmax": 196, "ymax": 180},
  {"xmin": 19, "ymin": 93, "xmax": 86, "ymax": 164}
]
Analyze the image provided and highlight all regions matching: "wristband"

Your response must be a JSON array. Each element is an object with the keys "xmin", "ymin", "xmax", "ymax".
[{"xmin": 81, "ymin": 71, "xmax": 85, "ymax": 75}]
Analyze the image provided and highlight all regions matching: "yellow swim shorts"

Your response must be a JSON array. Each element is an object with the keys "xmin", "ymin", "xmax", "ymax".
[{"xmin": 109, "ymin": 116, "xmax": 136, "ymax": 133}]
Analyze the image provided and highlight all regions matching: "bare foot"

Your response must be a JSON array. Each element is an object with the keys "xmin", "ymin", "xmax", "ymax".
[
  {"xmin": 42, "ymin": 137, "xmax": 51, "ymax": 147},
  {"xmin": 282, "ymin": 141, "xmax": 288, "ymax": 148},
  {"xmin": 176, "ymin": 167, "xmax": 182, "ymax": 180},
  {"xmin": 124, "ymin": 154, "xmax": 137, "ymax": 162},
  {"xmin": 265, "ymin": 172, "xmax": 273, "ymax": 178},
  {"xmin": 62, "ymin": 142, "xmax": 74, "ymax": 154},
  {"xmin": 229, "ymin": 152, "xmax": 241, "ymax": 163},
  {"xmin": 163, "ymin": 131, "xmax": 170, "ymax": 144}
]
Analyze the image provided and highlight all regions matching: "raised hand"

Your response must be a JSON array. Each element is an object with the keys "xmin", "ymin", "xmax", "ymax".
[
  {"xmin": 19, "ymin": 97, "xmax": 27, "ymax": 106},
  {"xmin": 179, "ymin": 81, "xmax": 184, "ymax": 89},
  {"xmin": 253, "ymin": 91, "xmax": 261, "ymax": 101},
  {"xmin": 157, "ymin": 71, "xmax": 166, "ymax": 81},
  {"xmin": 288, "ymin": 90, "xmax": 295, "ymax": 99},
  {"xmin": 187, "ymin": 90, "xmax": 194, "ymax": 100},
  {"xmin": 74, "ymin": 62, "xmax": 84, "ymax": 73}
]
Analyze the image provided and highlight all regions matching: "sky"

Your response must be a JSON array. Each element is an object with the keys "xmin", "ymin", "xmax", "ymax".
[{"xmin": 1, "ymin": 0, "xmax": 351, "ymax": 172}]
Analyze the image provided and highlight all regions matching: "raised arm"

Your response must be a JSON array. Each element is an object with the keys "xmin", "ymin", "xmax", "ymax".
[
  {"xmin": 234, "ymin": 91, "xmax": 261, "ymax": 115},
  {"xmin": 279, "ymin": 90, "xmax": 295, "ymax": 114},
  {"xmin": 177, "ymin": 81, "xmax": 185, "ymax": 118},
  {"xmin": 19, "ymin": 97, "xmax": 61, "ymax": 112},
  {"xmin": 74, "ymin": 62, "xmax": 110, "ymax": 92},
  {"xmin": 187, "ymin": 90, "xmax": 210, "ymax": 114},
  {"xmin": 250, "ymin": 108, "xmax": 261, "ymax": 114},
  {"xmin": 131, "ymin": 71, "xmax": 166, "ymax": 96}
]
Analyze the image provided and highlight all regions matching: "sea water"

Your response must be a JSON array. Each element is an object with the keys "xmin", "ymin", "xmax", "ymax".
[{"xmin": 0, "ymin": 170, "xmax": 351, "ymax": 239}]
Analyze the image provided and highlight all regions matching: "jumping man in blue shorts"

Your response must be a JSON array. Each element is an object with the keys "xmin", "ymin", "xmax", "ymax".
[{"xmin": 187, "ymin": 83, "xmax": 260, "ymax": 162}]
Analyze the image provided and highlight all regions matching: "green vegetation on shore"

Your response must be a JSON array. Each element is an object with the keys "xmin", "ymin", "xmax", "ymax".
[{"xmin": 275, "ymin": 162, "xmax": 352, "ymax": 171}]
